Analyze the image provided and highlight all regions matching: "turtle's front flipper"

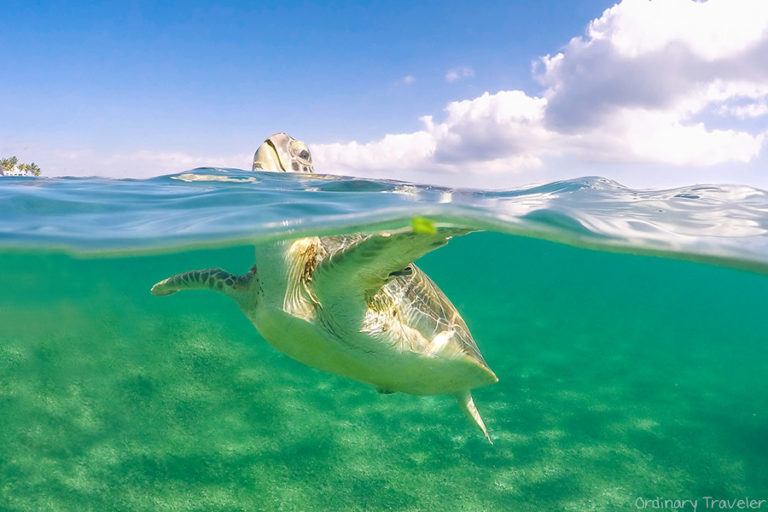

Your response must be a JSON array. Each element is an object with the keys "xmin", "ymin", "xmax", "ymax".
[{"xmin": 151, "ymin": 268, "xmax": 248, "ymax": 298}]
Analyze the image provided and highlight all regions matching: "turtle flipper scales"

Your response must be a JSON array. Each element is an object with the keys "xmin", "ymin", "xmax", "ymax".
[{"xmin": 151, "ymin": 268, "xmax": 250, "ymax": 298}]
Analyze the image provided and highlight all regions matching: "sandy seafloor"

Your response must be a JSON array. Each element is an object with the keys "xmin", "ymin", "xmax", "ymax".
[{"xmin": 1, "ymin": 232, "xmax": 767, "ymax": 511}]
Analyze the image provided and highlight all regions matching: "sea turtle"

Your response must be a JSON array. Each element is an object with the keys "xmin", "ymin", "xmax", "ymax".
[
  {"xmin": 252, "ymin": 132, "xmax": 314, "ymax": 173},
  {"xmin": 151, "ymin": 133, "xmax": 498, "ymax": 441}
]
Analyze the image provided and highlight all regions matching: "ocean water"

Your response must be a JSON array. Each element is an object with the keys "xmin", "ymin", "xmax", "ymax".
[{"xmin": 1, "ymin": 169, "xmax": 767, "ymax": 511}]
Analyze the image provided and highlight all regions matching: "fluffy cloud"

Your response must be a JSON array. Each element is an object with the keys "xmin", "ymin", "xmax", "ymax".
[
  {"xmin": 314, "ymin": 0, "xmax": 768, "ymax": 182},
  {"xmin": 314, "ymin": 91, "xmax": 550, "ymax": 178}
]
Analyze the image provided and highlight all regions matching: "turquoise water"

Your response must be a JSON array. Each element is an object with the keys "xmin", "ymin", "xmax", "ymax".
[{"xmin": 1, "ymin": 170, "xmax": 767, "ymax": 510}]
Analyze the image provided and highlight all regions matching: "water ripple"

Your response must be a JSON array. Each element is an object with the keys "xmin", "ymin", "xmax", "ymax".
[{"xmin": 2, "ymin": 169, "xmax": 768, "ymax": 272}]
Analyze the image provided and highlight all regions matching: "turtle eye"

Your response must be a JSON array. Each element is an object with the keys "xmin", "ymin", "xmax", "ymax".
[{"xmin": 299, "ymin": 149, "xmax": 311, "ymax": 161}]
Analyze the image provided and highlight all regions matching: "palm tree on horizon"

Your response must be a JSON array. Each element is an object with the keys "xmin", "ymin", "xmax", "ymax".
[{"xmin": 1, "ymin": 156, "xmax": 41, "ymax": 176}]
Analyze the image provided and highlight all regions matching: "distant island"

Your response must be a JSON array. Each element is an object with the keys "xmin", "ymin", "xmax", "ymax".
[{"xmin": 1, "ymin": 156, "xmax": 41, "ymax": 177}]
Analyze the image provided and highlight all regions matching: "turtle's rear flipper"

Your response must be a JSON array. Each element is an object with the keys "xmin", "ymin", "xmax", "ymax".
[
  {"xmin": 151, "ymin": 268, "xmax": 246, "ymax": 298},
  {"xmin": 457, "ymin": 391, "xmax": 492, "ymax": 444}
]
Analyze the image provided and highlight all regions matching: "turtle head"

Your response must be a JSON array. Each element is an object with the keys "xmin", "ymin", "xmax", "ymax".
[{"xmin": 252, "ymin": 133, "xmax": 314, "ymax": 173}]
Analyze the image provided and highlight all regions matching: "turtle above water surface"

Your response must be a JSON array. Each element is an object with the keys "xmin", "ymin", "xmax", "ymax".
[{"xmin": 151, "ymin": 133, "xmax": 498, "ymax": 442}]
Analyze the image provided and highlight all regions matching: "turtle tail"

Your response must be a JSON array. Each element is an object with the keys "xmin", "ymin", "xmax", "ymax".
[
  {"xmin": 457, "ymin": 391, "xmax": 493, "ymax": 444},
  {"xmin": 151, "ymin": 268, "xmax": 249, "ymax": 298}
]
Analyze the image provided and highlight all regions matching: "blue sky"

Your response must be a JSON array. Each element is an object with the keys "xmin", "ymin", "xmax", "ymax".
[{"xmin": 2, "ymin": 0, "xmax": 767, "ymax": 188}]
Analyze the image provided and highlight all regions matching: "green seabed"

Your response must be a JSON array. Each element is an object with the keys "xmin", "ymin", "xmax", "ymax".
[{"xmin": 1, "ymin": 232, "xmax": 767, "ymax": 511}]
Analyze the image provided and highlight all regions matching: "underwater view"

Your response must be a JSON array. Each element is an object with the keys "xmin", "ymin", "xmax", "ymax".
[{"xmin": 2, "ymin": 169, "xmax": 768, "ymax": 511}]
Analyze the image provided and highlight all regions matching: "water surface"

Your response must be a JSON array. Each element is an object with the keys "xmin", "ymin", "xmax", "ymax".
[{"xmin": 1, "ymin": 170, "xmax": 767, "ymax": 510}]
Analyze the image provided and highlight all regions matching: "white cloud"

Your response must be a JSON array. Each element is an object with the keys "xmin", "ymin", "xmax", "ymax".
[
  {"xmin": 315, "ymin": 0, "xmax": 768, "ymax": 185},
  {"xmin": 39, "ymin": 148, "xmax": 248, "ymax": 178},
  {"xmin": 399, "ymin": 75, "xmax": 416, "ymax": 86},
  {"xmin": 719, "ymin": 101, "xmax": 768, "ymax": 120},
  {"xmin": 715, "ymin": 93, "xmax": 768, "ymax": 119},
  {"xmin": 586, "ymin": 0, "xmax": 768, "ymax": 60},
  {"xmin": 445, "ymin": 67, "xmax": 475, "ymax": 83},
  {"xmin": 313, "ymin": 132, "xmax": 435, "ymax": 174},
  {"xmin": 313, "ymin": 91, "xmax": 549, "ymax": 179}
]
